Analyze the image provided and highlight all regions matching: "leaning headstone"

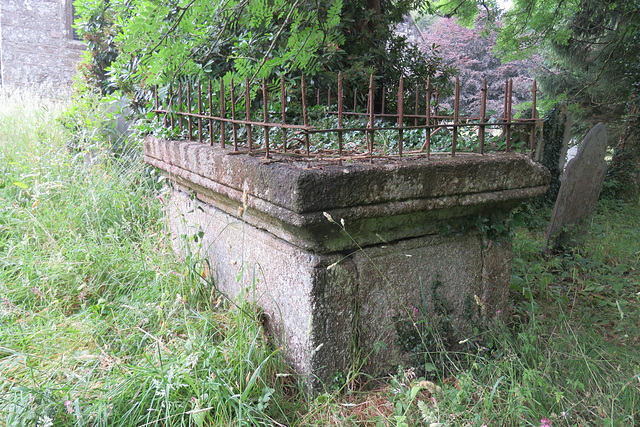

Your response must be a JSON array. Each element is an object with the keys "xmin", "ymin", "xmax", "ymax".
[
  {"xmin": 546, "ymin": 123, "xmax": 608, "ymax": 253},
  {"xmin": 103, "ymin": 96, "xmax": 133, "ymax": 153},
  {"xmin": 535, "ymin": 103, "xmax": 573, "ymax": 205}
]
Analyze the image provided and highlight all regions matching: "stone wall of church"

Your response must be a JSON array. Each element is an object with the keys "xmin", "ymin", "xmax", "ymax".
[{"xmin": 0, "ymin": 0, "xmax": 84, "ymax": 90}]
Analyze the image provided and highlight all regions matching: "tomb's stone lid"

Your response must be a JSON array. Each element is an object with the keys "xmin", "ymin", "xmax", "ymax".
[{"xmin": 145, "ymin": 136, "xmax": 550, "ymax": 252}]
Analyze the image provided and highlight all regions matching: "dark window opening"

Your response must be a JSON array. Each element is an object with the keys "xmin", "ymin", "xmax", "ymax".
[{"xmin": 71, "ymin": 4, "xmax": 81, "ymax": 41}]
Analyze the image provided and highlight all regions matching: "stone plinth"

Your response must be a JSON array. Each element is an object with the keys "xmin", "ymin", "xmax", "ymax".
[{"xmin": 144, "ymin": 136, "xmax": 550, "ymax": 390}]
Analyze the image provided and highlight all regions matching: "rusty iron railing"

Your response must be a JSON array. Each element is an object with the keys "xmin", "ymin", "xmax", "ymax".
[{"xmin": 151, "ymin": 73, "xmax": 540, "ymax": 160}]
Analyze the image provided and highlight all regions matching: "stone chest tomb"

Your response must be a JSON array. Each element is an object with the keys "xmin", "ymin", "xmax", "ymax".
[
  {"xmin": 144, "ymin": 138, "xmax": 549, "ymax": 390},
  {"xmin": 143, "ymin": 76, "xmax": 550, "ymax": 390}
]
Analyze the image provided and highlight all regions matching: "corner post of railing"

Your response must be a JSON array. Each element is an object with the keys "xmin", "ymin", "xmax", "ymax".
[
  {"xmin": 301, "ymin": 75, "xmax": 310, "ymax": 155},
  {"xmin": 505, "ymin": 79, "xmax": 513, "ymax": 152},
  {"xmin": 368, "ymin": 73, "xmax": 375, "ymax": 159},
  {"xmin": 479, "ymin": 77, "xmax": 487, "ymax": 155},
  {"xmin": 338, "ymin": 72, "xmax": 344, "ymax": 156},
  {"xmin": 530, "ymin": 79, "xmax": 538, "ymax": 157},
  {"xmin": 245, "ymin": 76, "xmax": 252, "ymax": 152},
  {"xmin": 219, "ymin": 79, "xmax": 225, "ymax": 148},
  {"xmin": 208, "ymin": 79, "xmax": 214, "ymax": 146},
  {"xmin": 502, "ymin": 79, "xmax": 508, "ymax": 151},
  {"xmin": 452, "ymin": 76, "xmax": 460, "ymax": 157},
  {"xmin": 262, "ymin": 78, "xmax": 270, "ymax": 159},
  {"xmin": 230, "ymin": 77, "xmax": 238, "ymax": 151},
  {"xmin": 186, "ymin": 82, "xmax": 193, "ymax": 141},
  {"xmin": 197, "ymin": 80, "xmax": 203, "ymax": 143},
  {"xmin": 280, "ymin": 75, "xmax": 287, "ymax": 152},
  {"xmin": 397, "ymin": 75, "xmax": 404, "ymax": 157},
  {"xmin": 425, "ymin": 77, "xmax": 431, "ymax": 160}
]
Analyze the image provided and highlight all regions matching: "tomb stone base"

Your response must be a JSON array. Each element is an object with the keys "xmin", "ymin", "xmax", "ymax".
[{"xmin": 144, "ymin": 136, "xmax": 550, "ymax": 391}]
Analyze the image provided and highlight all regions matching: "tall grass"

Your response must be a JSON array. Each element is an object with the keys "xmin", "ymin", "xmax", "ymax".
[{"xmin": 0, "ymin": 88, "xmax": 293, "ymax": 426}]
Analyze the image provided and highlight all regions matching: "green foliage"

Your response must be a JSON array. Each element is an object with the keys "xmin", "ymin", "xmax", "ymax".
[
  {"xmin": 74, "ymin": 0, "xmax": 133, "ymax": 94},
  {"xmin": 72, "ymin": 0, "xmax": 347, "ymax": 98},
  {"xmin": 0, "ymin": 89, "xmax": 294, "ymax": 427},
  {"xmin": 74, "ymin": 0, "xmax": 453, "ymax": 110},
  {"xmin": 421, "ymin": 0, "xmax": 640, "ymax": 199},
  {"xmin": 112, "ymin": 0, "xmax": 344, "ymax": 86}
]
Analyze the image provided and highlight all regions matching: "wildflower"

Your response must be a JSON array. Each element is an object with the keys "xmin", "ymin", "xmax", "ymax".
[
  {"xmin": 64, "ymin": 400, "xmax": 73, "ymax": 414},
  {"xmin": 37, "ymin": 415, "xmax": 53, "ymax": 427},
  {"xmin": 413, "ymin": 307, "xmax": 419, "ymax": 316},
  {"xmin": 540, "ymin": 417, "xmax": 552, "ymax": 427},
  {"xmin": 496, "ymin": 310, "xmax": 503, "ymax": 314},
  {"xmin": 323, "ymin": 211, "xmax": 334, "ymax": 222}
]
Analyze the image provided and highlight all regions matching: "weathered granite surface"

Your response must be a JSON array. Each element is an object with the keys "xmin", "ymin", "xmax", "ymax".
[
  {"xmin": 145, "ymin": 137, "xmax": 550, "ymax": 253},
  {"xmin": 145, "ymin": 136, "xmax": 550, "ymax": 390}
]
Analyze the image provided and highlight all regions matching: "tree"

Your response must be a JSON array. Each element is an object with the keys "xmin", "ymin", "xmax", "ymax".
[
  {"xmin": 422, "ymin": 0, "xmax": 640, "ymax": 201},
  {"xmin": 415, "ymin": 14, "xmax": 539, "ymax": 117},
  {"xmin": 75, "ymin": 0, "xmax": 133, "ymax": 94},
  {"xmin": 75, "ymin": 0, "xmax": 452, "ymax": 102}
]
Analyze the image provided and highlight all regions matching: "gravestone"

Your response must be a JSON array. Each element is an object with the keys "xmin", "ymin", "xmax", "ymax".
[
  {"xmin": 103, "ymin": 96, "xmax": 132, "ymax": 153},
  {"xmin": 535, "ymin": 103, "xmax": 573, "ymax": 205},
  {"xmin": 546, "ymin": 123, "xmax": 608, "ymax": 252}
]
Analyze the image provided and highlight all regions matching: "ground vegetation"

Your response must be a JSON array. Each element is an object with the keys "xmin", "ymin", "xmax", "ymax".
[
  {"xmin": 0, "ymin": 87, "xmax": 638, "ymax": 427},
  {"xmin": 2, "ymin": 0, "xmax": 639, "ymax": 424}
]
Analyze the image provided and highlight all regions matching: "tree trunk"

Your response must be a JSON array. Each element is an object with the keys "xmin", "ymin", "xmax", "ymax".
[{"xmin": 608, "ymin": 91, "xmax": 640, "ymax": 202}]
